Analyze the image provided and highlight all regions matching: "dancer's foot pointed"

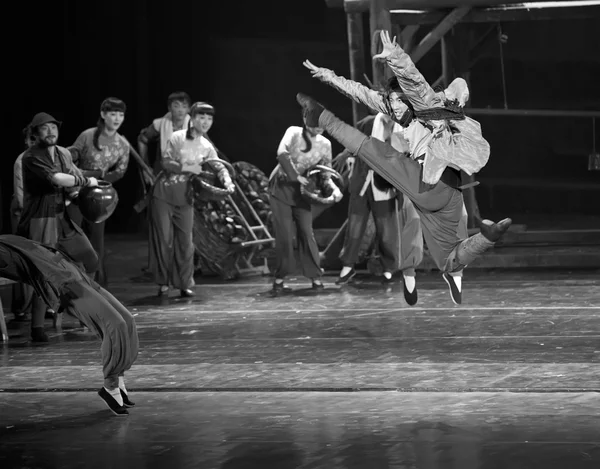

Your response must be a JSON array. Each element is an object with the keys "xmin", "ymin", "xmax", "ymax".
[{"xmin": 479, "ymin": 218, "xmax": 512, "ymax": 242}]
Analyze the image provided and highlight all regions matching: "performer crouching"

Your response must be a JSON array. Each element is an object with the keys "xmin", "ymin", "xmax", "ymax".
[
  {"xmin": 0, "ymin": 235, "xmax": 138, "ymax": 416},
  {"xmin": 268, "ymin": 111, "xmax": 343, "ymax": 294}
]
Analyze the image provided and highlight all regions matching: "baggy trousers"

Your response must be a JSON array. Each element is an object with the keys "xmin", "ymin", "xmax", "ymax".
[
  {"xmin": 62, "ymin": 277, "xmax": 139, "ymax": 390},
  {"xmin": 30, "ymin": 219, "xmax": 98, "ymax": 329},
  {"xmin": 341, "ymin": 188, "xmax": 423, "ymax": 275},
  {"xmin": 269, "ymin": 195, "xmax": 322, "ymax": 280},
  {"xmin": 320, "ymin": 110, "xmax": 493, "ymax": 273},
  {"xmin": 148, "ymin": 197, "xmax": 194, "ymax": 290}
]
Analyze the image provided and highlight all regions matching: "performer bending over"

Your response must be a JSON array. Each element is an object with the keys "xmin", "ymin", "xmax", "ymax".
[
  {"xmin": 0, "ymin": 235, "xmax": 138, "ymax": 416},
  {"xmin": 269, "ymin": 111, "xmax": 343, "ymax": 294},
  {"xmin": 298, "ymin": 31, "xmax": 511, "ymax": 304}
]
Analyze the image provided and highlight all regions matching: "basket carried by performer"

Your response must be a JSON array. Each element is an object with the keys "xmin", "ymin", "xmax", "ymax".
[
  {"xmin": 300, "ymin": 164, "xmax": 344, "ymax": 205},
  {"xmin": 188, "ymin": 158, "xmax": 236, "ymax": 203}
]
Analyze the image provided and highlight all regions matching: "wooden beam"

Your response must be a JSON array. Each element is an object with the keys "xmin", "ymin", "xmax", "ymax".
[
  {"xmin": 370, "ymin": 0, "xmax": 393, "ymax": 89},
  {"xmin": 341, "ymin": 0, "xmax": 557, "ymax": 13},
  {"xmin": 409, "ymin": 7, "xmax": 471, "ymax": 64},
  {"xmin": 399, "ymin": 24, "xmax": 420, "ymax": 53},
  {"xmin": 390, "ymin": 4, "xmax": 600, "ymax": 24},
  {"xmin": 346, "ymin": 12, "xmax": 370, "ymax": 124}
]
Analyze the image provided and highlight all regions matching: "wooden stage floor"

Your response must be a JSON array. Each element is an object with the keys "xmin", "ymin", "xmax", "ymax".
[{"xmin": 1, "ymin": 236, "xmax": 599, "ymax": 468}]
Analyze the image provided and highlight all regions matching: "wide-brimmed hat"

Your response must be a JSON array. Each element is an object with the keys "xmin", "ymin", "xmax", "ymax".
[{"xmin": 28, "ymin": 112, "xmax": 62, "ymax": 129}]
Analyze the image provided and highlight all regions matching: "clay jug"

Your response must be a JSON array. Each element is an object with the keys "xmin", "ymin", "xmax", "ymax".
[{"xmin": 77, "ymin": 180, "xmax": 119, "ymax": 223}]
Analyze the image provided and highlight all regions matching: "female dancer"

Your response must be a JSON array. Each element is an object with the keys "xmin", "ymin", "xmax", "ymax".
[
  {"xmin": 148, "ymin": 102, "xmax": 234, "ymax": 297},
  {"xmin": 0, "ymin": 234, "xmax": 138, "ymax": 416},
  {"xmin": 68, "ymin": 97, "xmax": 130, "ymax": 287},
  {"xmin": 269, "ymin": 111, "xmax": 343, "ymax": 293}
]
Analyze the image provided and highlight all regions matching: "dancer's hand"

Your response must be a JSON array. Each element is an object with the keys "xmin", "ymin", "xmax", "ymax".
[
  {"xmin": 373, "ymin": 30, "xmax": 398, "ymax": 62},
  {"xmin": 303, "ymin": 60, "xmax": 323, "ymax": 76},
  {"xmin": 225, "ymin": 182, "xmax": 236, "ymax": 193},
  {"xmin": 87, "ymin": 177, "xmax": 99, "ymax": 187},
  {"xmin": 297, "ymin": 175, "xmax": 309, "ymax": 186}
]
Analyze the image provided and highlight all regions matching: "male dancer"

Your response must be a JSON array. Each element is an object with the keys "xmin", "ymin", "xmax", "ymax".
[
  {"xmin": 0, "ymin": 235, "xmax": 138, "ymax": 416},
  {"xmin": 19, "ymin": 112, "xmax": 99, "ymax": 341},
  {"xmin": 337, "ymin": 112, "xmax": 423, "ymax": 305},
  {"xmin": 298, "ymin": 31, "xmax": 511, "ymax": 304}
]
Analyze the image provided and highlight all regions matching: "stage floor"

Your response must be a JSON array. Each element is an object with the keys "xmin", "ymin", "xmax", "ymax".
[{"xmin": 1, "ymin": 239, "xmax": 599, "ymax": 468}]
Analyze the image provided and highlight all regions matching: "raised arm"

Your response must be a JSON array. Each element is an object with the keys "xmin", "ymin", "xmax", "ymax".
[
  {"xmin": 303, "ymin": 60, "xmax": 390, "ymax": 115},
  {"xmin": 374, "ymin": 31, "xmax": 442, "ymax": 111}
]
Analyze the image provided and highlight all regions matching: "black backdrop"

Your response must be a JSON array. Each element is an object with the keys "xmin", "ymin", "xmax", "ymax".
[{"xmin": 3, "ymin": 0, "xmax": 599, "ymax": 233}]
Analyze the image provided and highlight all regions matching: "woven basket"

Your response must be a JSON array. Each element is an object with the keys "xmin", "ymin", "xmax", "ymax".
[
  {"xmin": 193, "ymin": 209, "xmax": 242, "ymax": 280},
  {"xmin": 188, "ymin": 159, "xmax": 236, "ymax": 203},
  {"xmin": 300, "ymin": 165, "xmax": 343, "ymax": 206}
]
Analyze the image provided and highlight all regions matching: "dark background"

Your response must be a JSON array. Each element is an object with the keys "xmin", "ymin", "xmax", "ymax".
[{"xmin": 3, "ymin": 0, "xmax": 599, "ymax": 234}]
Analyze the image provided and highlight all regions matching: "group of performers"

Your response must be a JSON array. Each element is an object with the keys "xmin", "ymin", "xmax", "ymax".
[
  {"xmin": 2, "ymin": 30, "xmax": 512, "ymax": 417},
  {"xmin": 270, "ymin": 30, "xmax": 511, "ymax": 305}
]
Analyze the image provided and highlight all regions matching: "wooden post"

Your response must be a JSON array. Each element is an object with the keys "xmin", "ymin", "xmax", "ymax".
[
  {"xmin": 347, "ymin": 12, "xmax": 370, "ymax": 125},
  {"xmin": 369, "ymin": 0, "xmax": 393, "ymax": 88}
]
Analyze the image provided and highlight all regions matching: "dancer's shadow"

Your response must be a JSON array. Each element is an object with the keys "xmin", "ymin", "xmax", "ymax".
[{"xmin": 252, "ymin": 285, "xmax": 342, "ymax": 299}]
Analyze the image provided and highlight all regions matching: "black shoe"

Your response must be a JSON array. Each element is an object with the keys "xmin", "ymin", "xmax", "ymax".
[
  {"xmin": 335, "ymin": 268, "xmax": 356, "ymax": 285},
  {"xmin": 98, "ymin": 387, "xmax": 129, "ymax": 416},
  {"xmin": 180, "ymin": 289, "xmax": 195, "ymax": 298},
  {"xmin": 382, "ymin": 273, "xmax": 394, "ymax": 285},
  {"xmin": 13, "ymin": 313, "xmax": 29, "ymax": 322},
  {"xmin": 120, "ymin": 389, "xmax": 135, "ymax": 407},
  {"xmin": 272, "ymin": 281, "xmax": 292, "ymax": 294},
  {"xmin": 158, "ymin": 285, "xmax": 169, "ymax": 297},
  {"xmin": 403, "ymin": 281, "xmax": 418, "ymax": 306},
  {"xmin": 31, "ymin": 327, "xmax": 48, "ymax": 342},
  {"xmin": 479, "ymin": 218, "xmax": 512, "ymax": 242},
  {"xmin": 296, "ymin": 93, "xmax": 325, "ymax": 128},
  {"xmin": 442, "ymin": 273, "xmax": 462, "ymax": 305},
  {"xmin": 312, "ymin": 280, "xmax": 324, "ymax": 290}
]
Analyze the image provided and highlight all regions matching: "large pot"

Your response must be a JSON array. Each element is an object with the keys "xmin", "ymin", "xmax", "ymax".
[
  {"xmin": 77, "ymin": 180, "xmax": 119, "ymax": 223},
  {"xmin": 300, "ymin": 165, "xmax": 343, "ymax": 205}
]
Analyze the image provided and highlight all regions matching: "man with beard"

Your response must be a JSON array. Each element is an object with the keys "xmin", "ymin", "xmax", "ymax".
[{"xmin": 18, "ymin": 112, "xmax": 99, "ymax": 342}]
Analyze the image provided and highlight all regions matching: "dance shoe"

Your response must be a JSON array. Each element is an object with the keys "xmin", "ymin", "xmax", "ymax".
[
  {"xmin": 403, "ymin": 281, "xmax": 418, "ymax": 306},
  {"xmin": 479, "ymin": 218, "xmax": 512, "ymax": 243},
  {"xmin": 98, "ymin": 388, "xmax": 129, "ymax": 416},
  {"xmin": 157, "ymin": 285, "xmax": 169, "ymax": 297},
  {"xmin": 120, "ymin": 389, "xmax": 136, "ymax": 407},
  {"xmin": 271, "ymin": 281, "xmax": 292, "ymax": 295},
  {"xmin": 442, "ymin": 273, "xmax": 462, "ymax": 305},
  {"xmin": 335, "ymin": 268, "xmax": 356, "ymax": 285},
  {"xmin": 180, "ymin": 289, "xmax": 195, "ymax": 298},
  {"xmin": 296, "ymin": 93, "xmax": 324, "ymax": 127},
  {"xmin": 312, "ymin": 280, "xmax": 325, "ymax": 291}
]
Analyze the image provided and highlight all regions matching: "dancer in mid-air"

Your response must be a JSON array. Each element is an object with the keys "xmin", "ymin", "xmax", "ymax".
[
  {"xmin": 0, "ymin": 235, "xmax": 139, "ymax": 416},
  {"xmin": 298, "ymin": 30, "xmax": 511, "ymax": 304}
]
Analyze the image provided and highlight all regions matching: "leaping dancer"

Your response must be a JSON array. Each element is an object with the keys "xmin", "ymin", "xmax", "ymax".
[{"xmin": 298, "ymin": 30, "xmax": 512, "ymax": 304}]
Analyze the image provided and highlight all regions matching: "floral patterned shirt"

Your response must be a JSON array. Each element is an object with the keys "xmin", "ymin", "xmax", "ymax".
[
  {"xmin": 153, "ymin": 129, "xmax": 231, "ymax": 206},
  {"xmin": 275, "ymin": 126, "xmax": 332, "ymax": 178},
  {"xmin": 69, "ymin": 128, "xmax": 130, "ymax": 184}
]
